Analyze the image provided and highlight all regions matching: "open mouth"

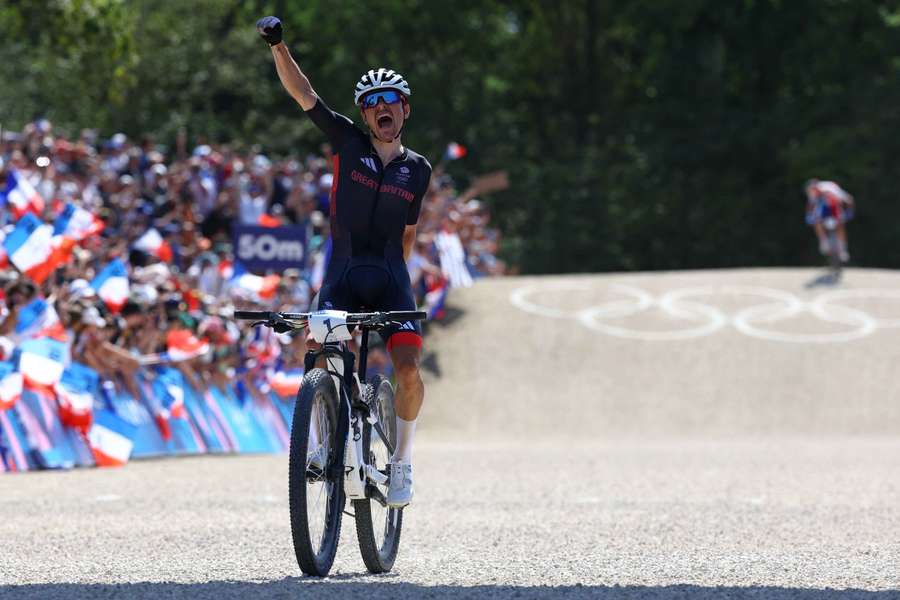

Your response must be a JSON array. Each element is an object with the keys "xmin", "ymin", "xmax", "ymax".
[{"xmin": 376, "ymin": 114, "xmax": 394, "ymax": 129}]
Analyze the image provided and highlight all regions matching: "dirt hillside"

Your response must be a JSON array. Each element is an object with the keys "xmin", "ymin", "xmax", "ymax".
[{"xmin": 420, "ymin": 268, "xmax": 900, "ymax": 440}]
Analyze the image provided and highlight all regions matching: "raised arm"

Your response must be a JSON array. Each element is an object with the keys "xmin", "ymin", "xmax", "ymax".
[{"xmin": 257, "ymin": 16, "xmax": 318, "ymax": 111}]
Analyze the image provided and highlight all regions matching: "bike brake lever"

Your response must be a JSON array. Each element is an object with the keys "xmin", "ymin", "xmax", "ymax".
[{"xmin": 269, "ymin": 315, "xmax": 295, "ymax": 333}]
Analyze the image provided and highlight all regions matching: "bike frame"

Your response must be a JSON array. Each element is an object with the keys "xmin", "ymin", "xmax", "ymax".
[
  {"xmin": 234, "ymin": 308, "xmax": 422, "ymax": 508},
  {"xmin": 304, "ymin": 328, "xmax": 392, "ymax": 503}
]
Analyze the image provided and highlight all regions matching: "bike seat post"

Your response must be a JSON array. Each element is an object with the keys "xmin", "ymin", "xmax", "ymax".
[{"xmin": 358, "ymin": 327, "xmax": 370, "ymax": 383}]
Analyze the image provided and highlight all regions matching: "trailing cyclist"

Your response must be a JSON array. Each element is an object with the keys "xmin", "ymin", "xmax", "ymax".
[
  {"xmin": 804, "ymin": 178, "xmax": 855, "ymax": 263},
  {"xmin": 257, "ymin": 16, "xmax": 432, "ymax": 508}
]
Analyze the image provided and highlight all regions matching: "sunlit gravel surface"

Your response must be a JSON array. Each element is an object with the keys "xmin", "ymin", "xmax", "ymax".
[
  {"xmin": 3, "ymin": 270, "xmax": 900, "ymax": 599},
  {"xmin": 2, "ymin": 439, "xmax": 898, "ymax": 599}
]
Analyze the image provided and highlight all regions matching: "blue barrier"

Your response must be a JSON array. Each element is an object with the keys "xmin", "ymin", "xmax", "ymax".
[
  {"xmin": 0, "ymin": 406, "xmax": 34, "ymax": 471},
  {"xmin": 0, "ymin": 361, "xmax": 301, "ymax": 472}
]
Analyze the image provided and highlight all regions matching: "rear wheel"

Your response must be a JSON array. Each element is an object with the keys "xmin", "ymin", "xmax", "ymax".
[
  {"xmin": 826, "ymin": 229, "xmax": 843, "ymax": 278},
  {"xmin": 289, "ymin": 368, "xmax": 344, "ymax": 576},
  {"xmin": 354, "ymin": 374, "xmax": 403, "ymax": 573}
]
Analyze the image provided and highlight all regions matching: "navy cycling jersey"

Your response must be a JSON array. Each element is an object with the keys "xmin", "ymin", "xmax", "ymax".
[
  {"xmin": 305, "ymin": 98, "xmax": 431, "ymax": 349},
  {"xmin": 305, "ymin": 98, "xmax": 432, "ymax": 261}
]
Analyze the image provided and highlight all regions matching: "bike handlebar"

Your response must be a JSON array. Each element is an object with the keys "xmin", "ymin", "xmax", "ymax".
[
  {"xmin": 233, "ymin": 309, "xmax": 427, "ymax": 328},
  {"xmin": 234, "ymin": 310, "xmax": 276, "ymax": 321}
]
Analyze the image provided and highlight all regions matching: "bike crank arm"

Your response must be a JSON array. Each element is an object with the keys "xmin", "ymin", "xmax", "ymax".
[
  {"xmin": 365, "ymin": 484, "xmax": 389, "ymax": 507},
  {"xmin": 363, "ymin": 463, "xmax": 388, "ymax": 485}
]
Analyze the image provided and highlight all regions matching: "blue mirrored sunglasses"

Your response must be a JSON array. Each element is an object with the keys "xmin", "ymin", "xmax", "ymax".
[{"xmin": 360, "ymin": 90, "xmax": 403, "ymax": 108}]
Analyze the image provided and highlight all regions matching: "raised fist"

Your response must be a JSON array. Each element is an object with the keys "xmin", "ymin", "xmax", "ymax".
[{"xmin": 256, "ymin": 16, "xmax": 283, "ymax": 46}]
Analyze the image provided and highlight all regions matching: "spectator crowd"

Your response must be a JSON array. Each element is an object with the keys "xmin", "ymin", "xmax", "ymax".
[{"xmin": 0, "ymin": 119, "xmax": 506, "ymax": 407}]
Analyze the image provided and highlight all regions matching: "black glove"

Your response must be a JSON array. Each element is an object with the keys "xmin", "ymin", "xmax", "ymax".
[{"xmin": 256, "ymin": 16, "xmax": 283, "ymax": 46}]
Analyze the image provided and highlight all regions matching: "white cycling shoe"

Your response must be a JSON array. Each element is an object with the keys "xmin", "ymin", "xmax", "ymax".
[{"xmin": 386, "ymin": 463, "xmax": 413, "ymax": 508}]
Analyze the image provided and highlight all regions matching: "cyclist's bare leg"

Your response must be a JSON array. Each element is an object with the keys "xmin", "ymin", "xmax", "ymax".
[
  {"xmin": 813, "ymin": 222, "xmax": 828, "ymax": 254},
  {"xmin": 837, "ymin": 221, "xmax": 848, "ymax": 247},
  {"xmin": 389, "ymin": 344, "xmax": 423, "ymax": 465},
  {"xmin": 813, "ymin": 222, "xmax": 827, "ymax": 251},
  {"xmin": 390, "ymin": 345, "xmax": 423, "ymax": 421}
]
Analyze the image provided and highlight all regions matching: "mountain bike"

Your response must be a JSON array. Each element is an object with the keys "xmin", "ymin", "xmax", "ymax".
[{"xmin": 235, "ymin": 308, "xmax": 426, "ymax": 577}]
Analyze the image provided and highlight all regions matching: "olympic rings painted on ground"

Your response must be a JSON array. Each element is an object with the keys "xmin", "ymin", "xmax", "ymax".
[
  {"xmin": 509, "ymin": 282, "xmax": 900, "ymax": 343},
  {"xmin": 578, "ymin": 285, "xmax": 728, "ymax": 341}
]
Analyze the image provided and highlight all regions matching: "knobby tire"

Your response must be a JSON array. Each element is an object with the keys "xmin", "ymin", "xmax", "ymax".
[
  {"xmin": 289, "ymin": 368, "xmax": 344, "ymax": 576},
  {"xmin": 353, "ymin": 374, "xmax": 403, "ymax": 573}
]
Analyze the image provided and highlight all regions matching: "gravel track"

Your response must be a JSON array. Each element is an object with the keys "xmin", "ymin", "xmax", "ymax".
[{"xmin": 2, "ymin": 268, "xmax": 899, "ymax": 599}]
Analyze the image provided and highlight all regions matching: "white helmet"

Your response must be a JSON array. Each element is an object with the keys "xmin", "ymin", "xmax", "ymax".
[{"xmin": 354, "ymin": 68, "xmax": 412, "ymax": 105}]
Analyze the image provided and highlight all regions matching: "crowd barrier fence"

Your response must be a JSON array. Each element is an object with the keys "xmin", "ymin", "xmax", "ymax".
[{"xmin": 0, "ymin": 361, "xmax": 301, "ymax": 472}]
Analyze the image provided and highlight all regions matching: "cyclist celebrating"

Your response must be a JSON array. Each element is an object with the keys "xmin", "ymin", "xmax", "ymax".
[
  {"xmin": 804, "ymin": 179, "xmax": 855, "ymax": 263},
  {"xmin": 257, "ymin": 16, "xmax": 431, "ymax": 508}
]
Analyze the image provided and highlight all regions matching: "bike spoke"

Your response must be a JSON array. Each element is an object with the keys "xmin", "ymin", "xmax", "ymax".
[
  {"xmin": 305, "ymin": 393, "xmax": 332, "ymax": 555},
  {"xmin": 368, "ymin": 394, "xmax": 392, "ymax": 548}
]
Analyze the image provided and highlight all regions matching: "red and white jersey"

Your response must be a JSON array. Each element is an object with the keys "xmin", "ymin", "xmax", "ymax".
[{"xmin": 810, "ymin": 181, "xmax": 852, "ymax": 206}]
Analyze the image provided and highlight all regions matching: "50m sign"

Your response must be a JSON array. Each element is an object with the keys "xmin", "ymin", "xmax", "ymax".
[{"xmin": 232, "ymin": 225, "xmax": 306, "ymax": 273}]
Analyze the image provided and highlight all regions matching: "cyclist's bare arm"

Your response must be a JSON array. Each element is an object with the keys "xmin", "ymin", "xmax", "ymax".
[{"xmin": 270, "ymin": 43, "xmax": 318, "ymax": 111}]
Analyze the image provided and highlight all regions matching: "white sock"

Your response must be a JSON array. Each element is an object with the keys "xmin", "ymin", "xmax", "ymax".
[{"xmin": 392, "ymin": 416, "xmax": 417, "ymax": 464}]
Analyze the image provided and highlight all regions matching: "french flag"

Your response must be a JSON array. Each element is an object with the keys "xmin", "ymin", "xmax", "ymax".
[
  {"xmin": 231, "ymin": 263, "xmax": 280, "ymax": 301},
  {"xmin": 166, "ymin": 329, "xmax": 210, "ymax": 362},
  {"xmin": 55, "ymin": 383, "xmax": 94, "ymax": 433},
  {"xmin": 0, "ymin": 362, "xmax": 23, "ymax": 411},
  {"xmin": 444, "ymin": 142, "xmax": 468, "ymax": 161},
  {"xmin": 53, "ymin": 203, "xmax": 105, "ymax": 242},
  {"xmin": 15, "ymin": 338, "xmax": 67, "ymax": 391},
  {"xmin": 89, "ymin": 409, "xmax": 136, "ymax": 467},
  {"xmin": 133, "ymin": 228, "xmax": 173, "ymax": 262},
  {"xmin": 153, "ymin": 382, "xmax": 187, "ymax": 442},
  {"xmin": 1, "ymin": 169, "xmax": 45, "ymax": 219},
  {"xmin": 14, "ymin": 298, "xmax": 66, "ymax": 342},
  {"xmin": 91, "ymin": 259, "xmax": 129, "ymax": 314},
  {"xmin": 218, "ymin": 258, "xmax": 234, "ymax": 280},
  {"xmin": 55, "ymin": 363, "xmax": 99, "ymax": 433},
  {"xmin": 3, "ymin": 214, "xmax": 67, "ymax": 284},
  {"xmin": 268, "ymin": 368, "xmax": 303, "ymax": 398},
  {"xmin": 162, "ymin": 382, "xmax": 186, "ymax": 419},
  {"xmin": 424, "ymin": 276, "xmax": 449, "ymax": 320},
  {"xmin": 246, "ymin": 326, "xmax": 282, "ymax": 365},
  {"xmin": 0, "ymin": 227, "xmax": 8, "ymax": 269}
]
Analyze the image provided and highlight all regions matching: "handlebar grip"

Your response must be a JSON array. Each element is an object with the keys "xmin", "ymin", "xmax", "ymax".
[
  {"xmin": 234, "ymin": 310, "xmax": 271, "ymax": 320},
  {"xmin": 395, "ymin": 311, "xmax": 428, "ymax": 321},
  {"xmin": 347, "ymin": 310, "xmax": 427, "ymax": 323}
]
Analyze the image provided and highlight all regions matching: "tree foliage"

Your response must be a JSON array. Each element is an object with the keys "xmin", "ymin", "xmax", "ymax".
[{"xmin": 2, "ymin": 0, "xmax": 899, "ymax": 272}]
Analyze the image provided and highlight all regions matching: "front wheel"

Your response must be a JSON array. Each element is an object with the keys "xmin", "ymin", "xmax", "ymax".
[
  {"xmin": 289, "ymin": 368, "xmax": 344, "ymax": 576},
  {"xmin": 354, "ymin": 374, "xmax": 403, "ymax": 573}
]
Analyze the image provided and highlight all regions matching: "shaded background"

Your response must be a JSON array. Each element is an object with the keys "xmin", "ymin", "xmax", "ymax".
[{"xmin": 2, "ymin": 0, "xmax": 898, "ymax": 273}]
